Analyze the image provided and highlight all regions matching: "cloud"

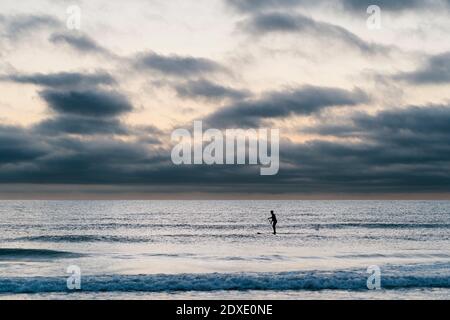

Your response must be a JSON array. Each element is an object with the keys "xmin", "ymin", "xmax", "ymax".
[
  {"xmin": 1, "ymin": 71, "xmax": 116, "ymax": 88},
  {"xmin": 226, "ymin": 0, "xmax": 316, "ymax": 12},
  {"xmin": 240, "ymin": 12, "xmax": 387, "ymax": 54},
  {"xmin": 40, "ymin": 89, "xmax": 133, "ymax": 117},
  {"xmin": 205, "ymin": 85, "xmax": 369, "ymax": 127},
  {"xmin": 34, "ymin": 116, "xmax": 129, "ymax": 136},
  {"xmin": 303, "ymin": 105, "xmax": 450, "ymax": 147},
  {"xmin": 339, "ymin": 0, "xmax": 450, "ymax": 12},
  {"xmin": 0, "ymin": 125, "xmax": 49, "ymax": 164},
  {"xmin": 278, "ymin": 140, "xmax": 450, "ymax": 193},
  {"xmin": 353, "ymin": 105, "xmax": 450, "ymax": 138},
  {"xmin": 0, "ymin": 136, "xmax": 160, "ymax": 184},
  {"xmin": 394, "ymin": 51, "xmax": 450, "ymax": 84},
  {"xmin": 287, "ymin": 105, "xmax": 450, "ymax": 191},
  {"xmin": 33, "ymin": 88, "xmax": 134, "ymax": 136},
  {"xmin": 49, "ymin": 33, "xmax": 113, "ymax": 57},
  {"xmin": 1, "ymin": 4, "xmax": 450, "ymax": 196},
  {"xmin": 225, "ymin": 0, "xmax": 450, "ymax": 13},
  {"xmin": 4, "ymin": 70, "xmax": 133, "ymax": 136},
  {"xmin": 304, "ymin": 105, "xmax": 450, "ymax": 141},
  {"xmin": 0, "ymin": 14, "xmax": 60, "ymax": 40},
  {"xmin": 0, "ymin": 126, "xmax": 264, "ymax": 185},
  {"xmin": 1, "ymin": 104, "xmax": 450, "ymax": 193},
  {"xmin": 134, "ymin": 51, "xmax": 227, "ymax": 77},
  {"xmin": 173, "ymin": 79, "xmax": 251, "ymax": 101}
]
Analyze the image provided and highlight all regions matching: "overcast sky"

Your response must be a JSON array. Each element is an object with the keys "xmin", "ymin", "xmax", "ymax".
[{"xmin": 1, "ymin": 0, "xmax": 450, "ymax": 199}]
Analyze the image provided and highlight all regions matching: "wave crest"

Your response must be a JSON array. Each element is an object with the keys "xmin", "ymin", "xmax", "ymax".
[{"xmin": 1, "ymin": 265, "xmax": 449, "ymax": 293}]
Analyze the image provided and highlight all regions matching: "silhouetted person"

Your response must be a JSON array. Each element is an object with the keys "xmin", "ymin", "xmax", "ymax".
[{"xmin": 268, "ymin": 210, "xmax": 277, "ymax": 235}]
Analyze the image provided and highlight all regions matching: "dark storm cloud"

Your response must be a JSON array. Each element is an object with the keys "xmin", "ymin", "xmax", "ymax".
[
  {"xmin": 174, "ymin": 79, "xmax": 251, "ymax": 101},
  {"xmin": 226, "ymin": 0, "xmax": 315, "ymax": 12},
  {"xmin": 134, "ymin": 51, "xmax": 227, "ymax": 77},
  {"xmin": 131, "ymin": 125, "xmax": 164, "ymax": 145},
  {"xmin": 0, "ymin": 131, "xmax": 268, "ymax": 184},
  {"xmin": 286, "ymin": 105, "xmax": 450, "ymax": 191},
  {"xmin": 49, "ymin": 33, "xmax": 113, "ymax": 56},
  {"xmin": 278, "ymin": 141, "xmax": 450, "ymax": 192},
  {"xmin": 354, "ymin": 105, "xmax": 450, "ymax": 137},
  {"xmin": 304, "ymin": 105, "xmax": 450, "ymax": 142},
  {"xmin": 205, "ymin": 85, "xmax": 369, "ymax": 128},
  {"xmin": 0, "ymin": 14, "xmax": 59, "ymax": 39},
  {"xmin": 304, "ymin": 105, "xmax": 450, "ymax": 141},
  {"xmin": 1, "ymin": 71, "xmax": 116, "ymax": 88},
  {"xmin": 34, "ymin": 116, "xmax": 129, "ymax": 135},
  {"xmin": 34, "ymin": 88, "xmax": 134, "ymax": 136},
  {"xmin": 338, "ymin": 0, "xmax": 450, "ymax": 12},
  {"xmin": 240, "ymin": 12, "xmax": 387, "ymax": 54},
  {"xmin": 0, "ymin": 125, "xmax": 49, "ymax": 164},
  {"xmin": 394, "ymin": 51, "xmax": 450, "ymax": 84},
  {"xmin": 1, "ymin": 105, "xmax": 450, "ymax": 192},
  {"xmin": 0, "ymin": 136, "xmax": 160, "ymax": 184},
  {"xmin": 5, "ymin": 70, "xmax": 133, "ymax": 136},
  {"xmin": 40, "ymin": 89, "xmax": 133, "ymax": 117},
  {"xmin": 225, "ymin": 0, "xmax": 450, "ymax": 12}
]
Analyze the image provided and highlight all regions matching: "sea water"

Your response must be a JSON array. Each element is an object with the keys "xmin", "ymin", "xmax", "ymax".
[{"xmin": 0, "ymin": 200, "xmax": 449, "ymax": 299}]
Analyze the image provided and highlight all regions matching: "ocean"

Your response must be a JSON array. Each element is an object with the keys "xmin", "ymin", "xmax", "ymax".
[{"xmin": 0, "ymin": 200, "xmax": 449, "ymax": 300}]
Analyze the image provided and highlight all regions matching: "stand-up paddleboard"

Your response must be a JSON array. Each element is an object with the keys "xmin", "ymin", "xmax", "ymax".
[{"xmin": 256, "ymin": 219, "xmax": 273, "ymax": 234}]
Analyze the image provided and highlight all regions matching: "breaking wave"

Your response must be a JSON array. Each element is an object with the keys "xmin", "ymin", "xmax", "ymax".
[
  {"xmin": 1, "ymin": 264, "xmax": 449, "ymax": 293},
  {"xmin": 0, "ymin": 248, "xmax": 82, "ymax": 260}
]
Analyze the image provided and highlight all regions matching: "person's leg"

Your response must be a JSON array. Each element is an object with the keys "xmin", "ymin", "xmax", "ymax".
[{"xmin": 273, "ymin": 222, "xmax": 277, "ymax": 234}]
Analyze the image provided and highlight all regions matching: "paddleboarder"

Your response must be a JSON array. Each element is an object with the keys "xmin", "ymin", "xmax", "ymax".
[{"xmin": 268, "ymin": 210, "xmax": 277, "ymax": 235}]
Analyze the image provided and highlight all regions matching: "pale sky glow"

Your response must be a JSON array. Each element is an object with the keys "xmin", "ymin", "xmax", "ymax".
[{"xmin": 1, "ymin": 0, "xmax": 450, "ymax": 198}]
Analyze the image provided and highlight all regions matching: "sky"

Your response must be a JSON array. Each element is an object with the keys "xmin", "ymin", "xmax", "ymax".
[{"xmin": 1, "ymin": 0, "xmax": 450, "ymax": 199}]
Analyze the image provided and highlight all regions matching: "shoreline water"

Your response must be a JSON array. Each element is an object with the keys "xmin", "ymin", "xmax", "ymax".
[{"xmin": 0, "ymin": 200, "xmax": 449, "ymax": 299}]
